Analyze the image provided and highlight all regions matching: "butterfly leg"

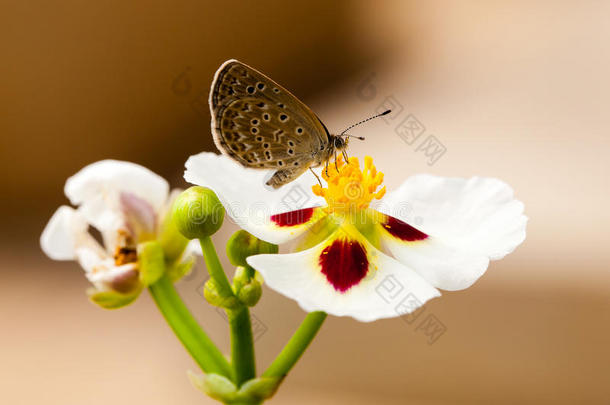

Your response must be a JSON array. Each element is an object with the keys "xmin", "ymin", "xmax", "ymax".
[
  {"xmin": 342, "ymin": 149, "xmax": 349, "ymax": 163},
  {"xmin": 325, "ymin": 160, "xmax": 329, "ymax": 176},
  {"xmin": 334, "ymin": 148, "xmax": 339, "ymax": 172},
  {"xmin": 309, "ymin": 167, "xmax": 322, "ymax": 187}
]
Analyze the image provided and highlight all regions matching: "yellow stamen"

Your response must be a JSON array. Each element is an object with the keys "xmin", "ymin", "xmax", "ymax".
[{"xmin": 312, "ymin": 156, "xmax": 386, "ymax": 215}]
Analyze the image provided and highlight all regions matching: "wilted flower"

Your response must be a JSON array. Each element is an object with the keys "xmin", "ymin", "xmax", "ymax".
[{"xmin": 41, "ymin": 160, "xmax": 193, "ymax": 308}]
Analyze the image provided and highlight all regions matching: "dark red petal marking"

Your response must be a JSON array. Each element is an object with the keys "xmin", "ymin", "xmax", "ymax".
[
  {"xmin": 319, "ymin": 239, "xmax": 369, "ymax": 293},
  {"xmin": 382, "ymin": 215, "xmax": 428, "ymax": 241},
  {"xmin": 270, "ymin": 207, "xmax": 314, "ymax": 227}
]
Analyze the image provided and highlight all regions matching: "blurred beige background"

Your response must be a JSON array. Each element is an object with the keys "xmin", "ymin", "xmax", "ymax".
[{"xmin": 1, "ymin": 1, "xmax": 609, "ymax": 404}]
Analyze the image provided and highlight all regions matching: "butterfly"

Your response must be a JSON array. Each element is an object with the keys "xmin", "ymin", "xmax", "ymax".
[{"xmin": 209, "ymin": 59, "xmax": 389, "ymax": 188}]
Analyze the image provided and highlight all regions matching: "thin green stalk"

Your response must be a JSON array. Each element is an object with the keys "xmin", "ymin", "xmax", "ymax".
[
  {"xmin": 199, "ymin": 236, "xmax": 234, "ymax": 298},
  {"xmin": 263, "ymin": 311, "xmax": 327, "ymax": 378},
  {"xmin": 229, "ymin": 306, "xmax": 256, "ymax": 386},
  {"xmin": 149, "ymin": 274, "xmax": 232, "ymax": 378},
  {"xmin": 199, "ymin": 235, "xmax": 256, "ymax": 387}
]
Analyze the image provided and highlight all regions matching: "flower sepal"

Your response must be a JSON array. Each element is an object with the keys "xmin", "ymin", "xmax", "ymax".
[
  {"xmin": 87, "ymin": 286, "xmax": 142, "ymax": 310},
  {"xmin": 188, "ymin": 371, "xmax": 281, "ymax": 404},
  {"xmin": 137, "ymin": 240, "xmax": 165, "ymax": 286}
]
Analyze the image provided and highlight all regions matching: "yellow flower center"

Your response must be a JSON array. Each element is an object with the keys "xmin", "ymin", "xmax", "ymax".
[{"xmin": 312, "ymin": 156, "xmax": 386, "ymax": 214}]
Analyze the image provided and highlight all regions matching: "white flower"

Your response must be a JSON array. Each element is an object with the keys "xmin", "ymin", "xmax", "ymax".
[
  {"xmin": 41, "ymin": 160, "xmax": 192, "ymax": 306},
  {"xmin": 184, "ymin": 152, "xmax": 527, "ymax": 322}
]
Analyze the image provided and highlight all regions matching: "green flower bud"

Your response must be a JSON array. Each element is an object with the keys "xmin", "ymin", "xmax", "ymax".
[
  {"xmin": 233, "ymin": 266, "xmax": 263, "ymax": 307},
  {"xmin": 138, "ymin": 240, "xmax": 165, "ymax": 286},
  {"xmin": 203, "ymin": 278, "xmax": 240, "ymax": 309},
  {"xmin": 226, "ymin": 230, "xmax": 277, "ymax": 268},
  {"xmin": 172, "ymin": 186, "xmax": 224, "ymax": 240}
]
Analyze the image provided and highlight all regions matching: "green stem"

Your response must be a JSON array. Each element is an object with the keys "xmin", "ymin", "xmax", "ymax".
[
  {"xmin": 199, "ymin": 236, "xmax": 234, "ymax": 298},
  {"xmin": 263, "ymin": 311, "xmax": 327, "ymax": 378},
  {"xmin": 229, "ymin": 306, "xmax": 256, "ymax": 386},
  {"xmin": 199, "ymin": 236, "xmax": 256, "ymax": 387},
  {"xmin": 149, "ymin": 274, "xmax": 232, "ymax": 378}
]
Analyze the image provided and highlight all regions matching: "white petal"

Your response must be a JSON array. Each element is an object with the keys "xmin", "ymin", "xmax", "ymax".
[
  {"xmin": 75, "ymin": 246, "xmax": 110, "ymax": 275},
  {"xmin": 247, "ymin": 228, "xmax": 440, "ymax": 322},
  {"xmin": 64, "ymin": 160, "xmax": 169, "ymax": 233},
  {"xmin": 86, "ymin": 262, "xmax": 138, "ymax": 292},
  {"xmin": 119, "ymin": 191, "xmax": 157, "ymax": 238},
  {"xmin": 375, "ymin": 175, "xmax": 527, "ymax": 290},
  {"xmin": 381, "ymin": 235, "xmax": 490, "ymax": 291},
  {"xmin": 40, "ymin": 206, "xmax": 89, "ymax": 260},
  {"xmin": 185, "ymin": 239, "xmax": 203, "ymax": 256},
  {"xmin": 184, "ymin": 152, "xmax": 325, "ymax": 244}
]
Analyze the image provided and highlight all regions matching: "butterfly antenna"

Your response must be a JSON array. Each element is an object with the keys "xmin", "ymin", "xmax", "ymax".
[{"xmin": 339, "ymin": 109, "xmax": 391, "ymax": 140}]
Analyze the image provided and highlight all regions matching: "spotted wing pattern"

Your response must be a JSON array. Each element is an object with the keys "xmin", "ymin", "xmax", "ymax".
[{"xmin": 209, "ymin": 60, "xmax": 330, "ymax": 172}]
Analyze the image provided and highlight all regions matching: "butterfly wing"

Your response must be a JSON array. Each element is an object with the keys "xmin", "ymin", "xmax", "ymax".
[{"xmin": 209, "ymin": 59, "xmax": 330, "ymax": 170}]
